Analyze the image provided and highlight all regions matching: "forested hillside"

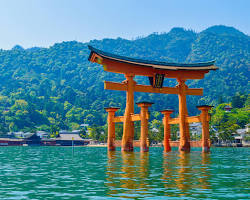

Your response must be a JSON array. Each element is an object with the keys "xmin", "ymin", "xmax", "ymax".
[{"xmin": 0, "ymin": 25, "xmax": 249, "ymax": 133}]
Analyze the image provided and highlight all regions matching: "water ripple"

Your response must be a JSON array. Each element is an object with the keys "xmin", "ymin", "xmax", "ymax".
[{"xmin": 0, "ymin": 147, "xmax": 249, "ymax": 199}]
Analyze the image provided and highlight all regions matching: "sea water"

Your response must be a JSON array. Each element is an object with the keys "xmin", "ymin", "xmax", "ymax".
[{"xmin": 0, "ymin": 147, "xmax": 249, "ymax": 199}]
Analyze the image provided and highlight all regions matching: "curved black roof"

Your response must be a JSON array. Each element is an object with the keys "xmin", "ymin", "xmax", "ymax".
[{"xmin": 88, "ymin": 45, "xmax": 218, "ymax": 71}]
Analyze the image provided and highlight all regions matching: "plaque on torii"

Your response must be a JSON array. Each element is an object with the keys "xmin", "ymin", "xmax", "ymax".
[{"xmin": 88, "ymin": 46, "xmax": 218, "ymax": 152}]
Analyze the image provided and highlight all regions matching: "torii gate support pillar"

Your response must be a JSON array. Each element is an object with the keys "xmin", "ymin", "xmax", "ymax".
[
  {"xmin": 161, "ymin": 109, "xmax": 174, "ymax": 152},
  {"xmin": 197, "ymin": 106, "xmax": 213, "ymax": 153},
  {"xmin": 105, "ymin": 107, "xmax": 120, "ymax": 151},
  {"xmin": 137, "ymin": 102, "xmax": 153, "ymax": 152}
]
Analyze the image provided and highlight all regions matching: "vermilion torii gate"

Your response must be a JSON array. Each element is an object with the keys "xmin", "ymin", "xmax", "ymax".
[{"xmin": 88, "ymin": 46, "xmax": 218, "ymax": 152}]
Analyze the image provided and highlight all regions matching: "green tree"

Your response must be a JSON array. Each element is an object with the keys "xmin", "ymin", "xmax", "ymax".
[{"xmin": 50, "ymin": 125, "xmax": 60, "ymax": 138}]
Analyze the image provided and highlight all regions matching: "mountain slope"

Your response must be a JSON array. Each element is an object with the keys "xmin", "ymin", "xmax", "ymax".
[{"xmin": 0, "ymin": 25, "xmax": 249, "ymax": 132}]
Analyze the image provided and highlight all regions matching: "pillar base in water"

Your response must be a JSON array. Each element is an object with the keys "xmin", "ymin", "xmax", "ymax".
[
  {"xmin": 179, "ymin": 141, "xmax": 190, "ymax": 152},
  {"xmin": 108, "ymin": 146, "xmax": 116, "ymax": 151},
  {"xmin": 121, "ymin": 143, "xmax": 134, "ymax": 152},
  {"xmin": 164, "ymin": 146, "xmax": 171, "ymax": 152},
  {"xmin": 202, "ymin": 147, "xmax": 210, "ymax": 153},
  {"xmin": 140, "ymin": 146, "xmax": 149, "ymax": 152}
]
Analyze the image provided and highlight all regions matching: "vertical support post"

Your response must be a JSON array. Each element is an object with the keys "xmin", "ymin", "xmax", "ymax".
[
  {"xmin": 136, "ymin": 102, "xmax": 153, "ymax": 152},
  {"xmin": 177, "ymin": 79, "xmax": 190, "ymax": 152},
  {"xmin": 140, "ymin": 104, "xmax": 149, "ymax": 152},
  {"xmin": 122, "ymin": 74, "xmax": 136, "ymax": 152},
  {"xmin": 105, "ymin": 107, "xmax": 119, "ymax": 151},
  {"xmin": 197, "ymin": 105, "xmax": 213, "ymax": 153},
  {"xmin": 160, "ymin": 109, "xmax": 174, "ymax": 152}
]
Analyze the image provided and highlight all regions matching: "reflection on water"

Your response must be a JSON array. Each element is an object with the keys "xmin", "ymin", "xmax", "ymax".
[
  {"xmin": 106, "ymin": 151, "xmax": 150, "ymax": 198},
  {"xmin": 106, "ymin": 150, "xmax": 213, "ymax": 199},
  {"xmin": 200, "ymin": 153, "xmax": 211, "ymax": 189},
  {"xmin": 0, "ymin": 147, "xmax": 249, "ymax": 199},
  {"xmin": 175, "ymin": 152, "xmax": 192, "ymax": 193},
  {"xmin": 175, "ymin": 152, "xmax": 211, "ymax": 196},
  {"xmin": 162, "ymin": 152, "xmax": 211, "ymax": 198}
]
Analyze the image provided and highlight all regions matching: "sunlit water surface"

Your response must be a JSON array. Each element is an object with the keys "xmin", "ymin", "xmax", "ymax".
[{"xmin": 0, "ymin": 147, "xmax": 249, "ymax": 199}]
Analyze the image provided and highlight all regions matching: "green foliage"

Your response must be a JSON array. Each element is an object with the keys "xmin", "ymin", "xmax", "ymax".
[
  {"xmin": 79, "ymin": 128, "xmax": 87, "ymax": 138},
  {"xmin": 210, "ymin": 97, "xmax": 249, "ymax": 141},
  {"xmin": 114, "ymin": 123, "xmax": 123, "ymax": 140},
  {"xmin": 232, "ymin": 93, "xmax": 247, "ymax": 108},
  {"xmin": 88, "ymin": 125, "xmax": 106, "ymax": 142},
  {"xmin": 0, "ymin": 25, "xmax": 248, "ymax": 133},
  {"xmin": 50, "ymin": 125, "xmax": 60, "ymax": 138},
  {"xmin": 170, "ymin": 124, "xmax": 179, "ymax": 141}
]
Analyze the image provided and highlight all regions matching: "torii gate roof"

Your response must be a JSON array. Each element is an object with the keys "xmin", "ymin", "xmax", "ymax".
[{"xmin": 88, "ymin": 45, "xmax": 218, "ymax": 71}]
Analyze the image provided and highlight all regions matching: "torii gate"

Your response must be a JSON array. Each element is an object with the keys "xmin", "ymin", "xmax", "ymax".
[{"xmin": 88, "ymin": 46, "xmax": 218, "ymax": 152}]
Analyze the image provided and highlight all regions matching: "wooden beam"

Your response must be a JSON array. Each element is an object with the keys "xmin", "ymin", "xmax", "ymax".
[
  {"xmin": 131, "ymin": 114, "xmax": 141, "ymax": 121},
  {"xmin": 135, "ymin": 84, "xmax": 179, "ymax": 94},
  {"xmin": 104, "ymin": 81, "xmax": 127, "ymax": 91},
  {"xmin": 187, "ymin": 116, "xmax": 201, "ymax": 123},
  {"xmin": 130, "ymin": 113, "xmax": 150, "ymax": 121},
  {"xmin": 169, "ymin": 116, "xmax": 201, "ymax": 124},
  {"xmin": 113, "ymin": 116, "xmax": 124, "ymax": 123},
  {"xmin": 169, "ymin": 118, "xmax": 180, "ymax": 124},
  {"xmin": 186, "ymin": 88, "xmax": 203, "ymax": 96},
  {"xmin": 104, "ymin": 81, "xmax": 203, "ymax": 96},
  {"xmin": 113, "ymin": 113, "xmax": 150, "ymax": 123},
  {"xmin": 102, "ymin": 58, "xmax": 208, "ymax": 79}
]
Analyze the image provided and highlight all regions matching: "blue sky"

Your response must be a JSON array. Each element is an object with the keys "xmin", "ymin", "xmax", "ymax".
[{"xmin": 0, "ymin": 0, "xmax": 249, "ymax": 49}]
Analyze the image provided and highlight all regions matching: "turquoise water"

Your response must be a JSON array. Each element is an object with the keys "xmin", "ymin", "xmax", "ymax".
[{"xmin": 0, "ymin": 147, "xmax": 249, "ymax": 199}]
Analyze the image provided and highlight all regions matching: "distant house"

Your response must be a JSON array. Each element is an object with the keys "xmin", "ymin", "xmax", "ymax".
[
  {"xmin": 37, "ymin": 131, "xmax": 49, "ymax": 139},
  {"xmin": 59, "ymin": 130, "xmax": 71, "ymax": 134},
  {"xmin": 233, "ymin": 125, "xmax": 250, "ymax": 146},
  {"xmin": 80, "ymin": 124, "xmax": 89, "ymax": 128},
  {"xmin": 224, "ymin": 105, "xmax": 232, "ymax": 112},
  {"xmin": 55, "ymin": 132, "xmax": 91, "ymax": 146},
  {"xmin": 14, "ymin": 131, "xmax": 25, "ymax": 138},
  {"xmin": 189, "ymin": 122, "xmax": 202, "ymax": 139},
  {"xmin": 0, "ymin": 132, "xmax": 41, "ymax": 146},
  {"xmin": 24, "ymin": 133, "xmax": 41, "ymax": 146},
  {"xmin": 0, "ymin": 138, "xmax": 24, "ymax": 146},
  {"xmin": 173, "ymin": 123, "xmax": 202, "ymax": 140},
  {"xmin": 80, "ymin": 124, "xmax": 90, "ymax": 135},
  {"xmin": 41, "ymin": 138, "xmax": 56, "ymax": 146},
  {"xmin": 72, "ymin": 130, "xmax": 80, "ymax": 134}
]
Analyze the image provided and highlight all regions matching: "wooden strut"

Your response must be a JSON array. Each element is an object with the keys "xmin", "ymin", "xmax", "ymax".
[
  {"xmin": 105, "ymin": 81, "xmax": 203, "ymax": 96},
  {"xmin": 105, "ymin": 103, "xmax": 152, "ymax": 152},
  {"xmin": 197, "ymin": 106, "xmax": 213, "ymax": 153},
  {"xmin": 105, "ymin": 107, "xmax": 120, "ymax": 151},
  {"xmin": 161, "ymin": 110, "xmax": 174, "ymax": 152},
  {"xmin": 161, "ymin": 106, "xmax": 212, "ymax": 153},
  {"xmin": 137, "ymin": 102, "xmax": 154, "ymax": 152}
]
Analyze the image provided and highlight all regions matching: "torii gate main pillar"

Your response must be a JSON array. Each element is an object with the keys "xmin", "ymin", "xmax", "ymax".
[
  {"xmin": 177, "ymin": 79, "xmax": 190, "ymax": 152},
  {"xmin": 121, "ymin": 74, "xmax": 136, "ymax": 152}
]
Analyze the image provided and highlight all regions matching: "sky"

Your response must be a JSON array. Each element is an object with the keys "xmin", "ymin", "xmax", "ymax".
[{"xmin": 0, "ymin": 0, "xmax": 249, "ymax": 49}]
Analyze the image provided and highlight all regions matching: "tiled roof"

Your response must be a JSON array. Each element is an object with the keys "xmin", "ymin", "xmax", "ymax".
[
  {"xmin": 57, "ymin": 134, "xmax": 84, "ymax": 141},
  {"xmin": 88, "ymin": 46, "xmax": 218, "ymax": 71}
]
